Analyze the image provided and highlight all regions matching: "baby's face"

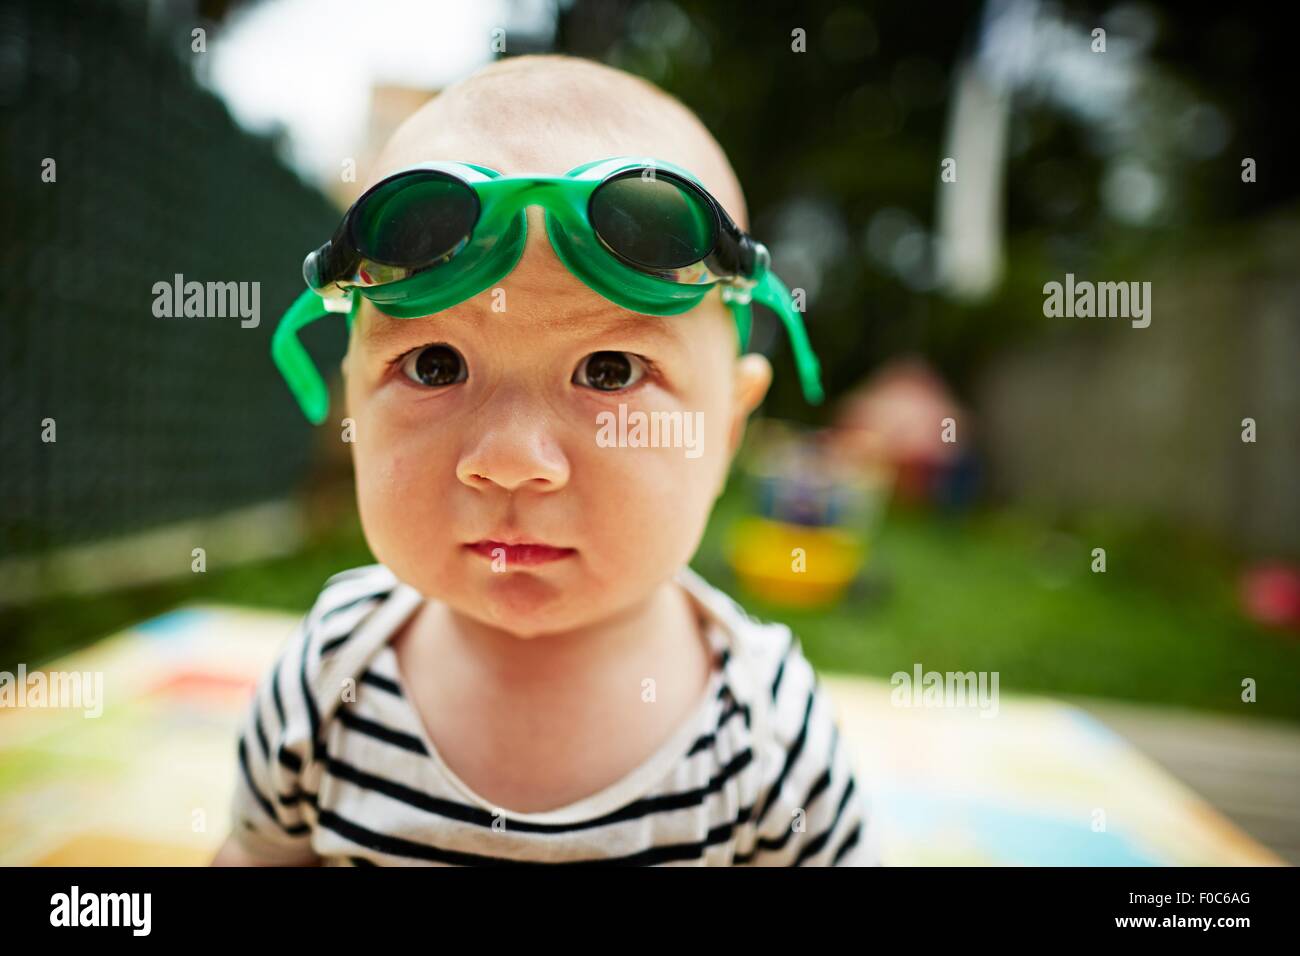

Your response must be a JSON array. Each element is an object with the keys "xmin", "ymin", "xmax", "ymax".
[{"xmin": 341, "ymin": 115, "xmax": 768, "ymax": 636}]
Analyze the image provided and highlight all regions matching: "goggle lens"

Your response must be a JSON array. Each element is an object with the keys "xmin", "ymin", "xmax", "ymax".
[
  {"xmin": 588, "ymin": 171, "xmax": 717, "ymax": 271},
  {"xmin": 351, "ymin": 171, "xmax": 479, "ymax": 268}
]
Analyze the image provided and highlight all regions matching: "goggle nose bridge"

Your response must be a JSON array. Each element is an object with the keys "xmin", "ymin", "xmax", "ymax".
[{"xmin": 473, "ymin": 176, "xmax": 597, "ymax": 226}]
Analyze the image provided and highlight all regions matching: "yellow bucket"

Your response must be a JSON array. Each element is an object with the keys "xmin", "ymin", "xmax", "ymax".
[{"xmin": 725, "ymin": 516, "xmax": 863, "ymax": 608}]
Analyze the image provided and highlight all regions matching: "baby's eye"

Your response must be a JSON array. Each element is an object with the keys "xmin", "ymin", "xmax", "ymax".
[
  {"xmin": 401, "ymin": 344, "xmax": 467, "ymax": 388},
  {"xmin": 573, "ymin": 351, "xmax": 646, "ymax": 392}
]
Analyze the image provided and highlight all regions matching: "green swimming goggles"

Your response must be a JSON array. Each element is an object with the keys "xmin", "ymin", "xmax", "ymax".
[{"xmin": 271, "ymin": 155, "xmax": 824, "ymax": 424}]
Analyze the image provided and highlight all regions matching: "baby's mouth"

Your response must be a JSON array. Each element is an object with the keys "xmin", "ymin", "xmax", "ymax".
[{"xmin": 465, "ymin": 540, "xmax": 577, "ymax": 566}]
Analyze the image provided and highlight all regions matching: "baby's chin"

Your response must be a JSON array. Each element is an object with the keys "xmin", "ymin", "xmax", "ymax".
[
  {"xmin": 464, "ymin": 572, "xmax": 580, "ymax": 638},
  {"xmin": 409, "ymin": 563, "xmax": 624, "ymax": 640}
]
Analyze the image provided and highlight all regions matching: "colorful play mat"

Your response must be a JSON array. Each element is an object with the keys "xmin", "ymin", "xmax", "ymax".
[{"xmin": 0, "ymin": 604, "xmax": 1281, "ymax": 866}]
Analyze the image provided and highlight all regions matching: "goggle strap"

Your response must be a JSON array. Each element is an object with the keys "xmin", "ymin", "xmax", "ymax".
[
  {"xmin": 271, "ymin": 288, "xmax": 334, "ymax": 425},
  {"xmin": 752, "ymin": 270, "xmax": 825, "ymax": 405},
  {"xmin": 729, "ymin": 300, "xmax": 753, "ymax": 352}
]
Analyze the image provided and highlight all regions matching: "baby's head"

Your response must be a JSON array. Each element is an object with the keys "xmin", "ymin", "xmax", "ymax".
[{"xmin": 342, "ymin": 55, "xmax": 772, "ymax": 637}]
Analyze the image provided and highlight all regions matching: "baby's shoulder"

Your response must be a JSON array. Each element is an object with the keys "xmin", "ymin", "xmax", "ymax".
[
  {"xmin": 691, "ymin": 574, "xmax": 830, "ymax": 747},
  {"xmin": 302, "ymin": 564, "xmax": 403, "ymax": 644},
  {"xmin": 266, "ymin": 564, "xmax": 409, "ymax": 724},
  {"xmin": 692, "ymin": 573, "xmax": 807, "ymax": 693},
  {"xmin": 728, "ymin": 610, "xmax": 822, "ymax": 727}
]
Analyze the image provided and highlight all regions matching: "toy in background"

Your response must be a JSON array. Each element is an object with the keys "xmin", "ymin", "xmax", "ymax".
[
  {"xmin": 1239, "ymin": 562, "xmax": 1300, "ymax": 634},
  {"xmin": 831, "ymin": 357, "xmax": 980, "ymax": 511},
  {"xmin": 726, "ymin": 420, "xmax": 891, "ymax": 608},
  {"xmin": 724, "ymin": 358, "xmax": 982, "ymax": 608}
]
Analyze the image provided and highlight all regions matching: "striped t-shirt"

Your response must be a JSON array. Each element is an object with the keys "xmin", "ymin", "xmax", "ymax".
[{"xmin": 229, "ymin": 563, "xmax": 879, "ymax": 866}]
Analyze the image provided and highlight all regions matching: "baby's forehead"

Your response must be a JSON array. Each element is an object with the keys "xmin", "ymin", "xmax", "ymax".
[
  {"xmin": 366, "ymin": 70, "xmax": 746, "ymax": 228},
  {"xmin": 377, "ymin": 126, "xmax": 710, "ymax": 188},
  {"xmin": 352, "ymin": 291, "xmax": 730, "ymax": 358}
]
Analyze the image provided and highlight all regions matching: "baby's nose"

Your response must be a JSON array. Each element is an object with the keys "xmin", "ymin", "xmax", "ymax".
[{"xmin": 455, "ymin": 404, "xmax": 570, "ymax": 494}]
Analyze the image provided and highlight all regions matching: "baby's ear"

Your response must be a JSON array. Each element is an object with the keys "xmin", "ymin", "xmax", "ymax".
[{"xmin": 728, "ymin": 352, "xmax": 772, "ymax": 457}]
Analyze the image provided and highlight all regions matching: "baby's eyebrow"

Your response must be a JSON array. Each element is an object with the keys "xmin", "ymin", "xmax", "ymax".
[
  {"xmin": 565, "ymin": 311, "xmax": 686, "ymax": 349},
  {"xmin": 355, "ymin": 310, "xmax": 448, "ymax": 355},
  {"xmin": 356, "ymin": 304, "xmax": 688, "ymax": 354}
]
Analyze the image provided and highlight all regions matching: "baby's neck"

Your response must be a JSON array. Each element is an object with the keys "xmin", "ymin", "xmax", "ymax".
[{"xmin": 434, "ymin": 578, "xmax": 705, "ymax": 688}]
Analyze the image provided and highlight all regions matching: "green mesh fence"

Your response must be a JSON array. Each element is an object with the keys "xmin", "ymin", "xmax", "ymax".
[{"xmin": 0, "ymin": 0, "xmax": 346, "ymax": 560}]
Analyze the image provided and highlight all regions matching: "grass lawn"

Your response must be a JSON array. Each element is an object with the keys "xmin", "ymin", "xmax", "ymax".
[
  {"xmin": 5, "ymin": 481, "xmax": 1298, "ymax": 724},
  {"xmin": 695, "ymin": 483, "xmax": 1300, "ymax": 724}
]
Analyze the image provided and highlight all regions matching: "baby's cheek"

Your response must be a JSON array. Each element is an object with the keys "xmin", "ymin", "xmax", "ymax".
[
  {"xmin": 353, "ymin": 421, "xmax": 448, "ymax": 567},
  {"xmin": 351, "ymin": 435, "xmax": 402, "ymax": 566},
  {"xmin": 588, "ymin": 441, "xmax": 719, "ymax": 571}
]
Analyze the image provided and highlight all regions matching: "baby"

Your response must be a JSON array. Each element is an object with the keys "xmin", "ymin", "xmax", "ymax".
[{"xmin": 212, "ymin": 54, "xmax": 877, "ymax": 866}]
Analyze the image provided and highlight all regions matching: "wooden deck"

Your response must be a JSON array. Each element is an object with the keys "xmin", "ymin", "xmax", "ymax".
[{"xmin": 1074, "ymin": 698, "xmax": 1300, "ymax": 865}]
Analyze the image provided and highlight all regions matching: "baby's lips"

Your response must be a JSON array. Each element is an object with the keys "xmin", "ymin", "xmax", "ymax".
[{"xmin": 465, "ymin": 540, "xmax": 576, "ymax": 566}]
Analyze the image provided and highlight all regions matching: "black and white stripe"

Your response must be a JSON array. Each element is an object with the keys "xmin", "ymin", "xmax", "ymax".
[{"xmin": 228, "ymin": 564, "xmax": 877, "ymax": 866}]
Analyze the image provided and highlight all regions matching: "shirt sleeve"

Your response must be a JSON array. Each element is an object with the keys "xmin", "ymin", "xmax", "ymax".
[
  {"xmin": 227, "ymin": 622, "xmax": 320, "ymax": 865},
  {"xmin": 745, "ymin": 646, "xmax": 881, "ymax": 866}
]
